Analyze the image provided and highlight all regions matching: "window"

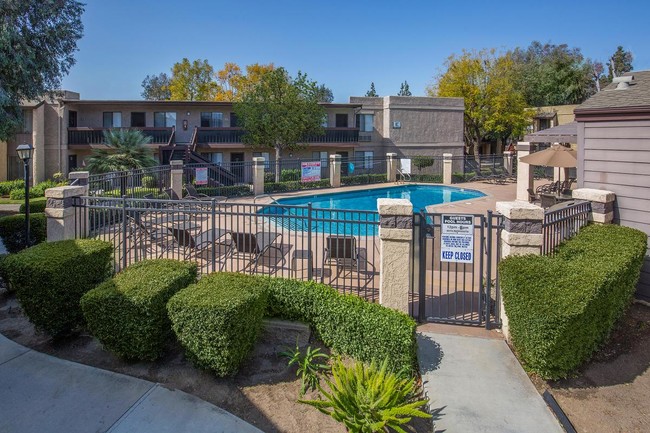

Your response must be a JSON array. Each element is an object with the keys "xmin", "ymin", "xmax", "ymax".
[
  {"xmin": 229, "ymin": 112, "xmax": 239, "ymax": 127},
  {"xmin": 21, "ymin": 109, "xmax": 33, "ymax": 133},
  {"xmin": 357, "ymin": 151, "xmax": 374, "ymax": 169},
  {"xmin": 154, "ymin": 112, "xmax": 176, "ymax": 127},
  {"xmin": 355, "ymin": 114, "xmax": 374, "ymax": 132},
  {"xmin": 103, "ymin": 112, "xmax": 122, "ymax": 128},
  {"xmin": 131, "ymin": 112, "xmax": 146, "ymax": 127},
  {"xmin": 253, "ymin": 151, "xmax": 271, "ymax": 168},
  {"xmin": 68, "ymin": 110, "xmax": 77, "ymax": 128},
  {"xmin": 335, "ymin": 114, "xmax": 348, "ymax": 128},
  {"xmin": 312, "ymin": 151, "xmax": 328, "ymax": 168},
  {"xmin": 200, "ymin": 112, "xmax": 223, "ymax": 128},
  {"xmin": 201, "ymin": 152, "xmax": 223, "ymax": 165}
]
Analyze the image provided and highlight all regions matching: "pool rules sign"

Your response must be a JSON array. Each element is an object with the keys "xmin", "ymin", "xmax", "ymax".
[{"xmin": 440, "ymin": 215, "xmax": 474, "ymax": 263}]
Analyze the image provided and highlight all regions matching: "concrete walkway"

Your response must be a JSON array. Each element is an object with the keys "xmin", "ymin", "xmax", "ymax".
[
  {"xmin": 418, "ymin": 331, "xmax": 564, "ymax": 433},
  {"xmin": 0, "ymin": 334, "xmax": 262, "ymax": 433}
]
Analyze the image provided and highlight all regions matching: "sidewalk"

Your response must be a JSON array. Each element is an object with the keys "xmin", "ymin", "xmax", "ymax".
[
  {"xmin": 0, "ymin": 333, "xmax": 263, "ymax": 433},
  {"xmin": 418, "ymin": 330, "xmax": 564, "ymax": 433}
]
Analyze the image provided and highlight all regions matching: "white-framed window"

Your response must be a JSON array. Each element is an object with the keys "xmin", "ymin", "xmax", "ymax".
[
  {"xmin": 253, "ymin": 151, "xmax": 271, "ymax": 168},
  {"xmin": 356, "ymin": 114, "xmax": 374, "ymax": 132},
  {"xmin": 103, "ymin": 112, "xmax": 122, "ymax": 128},
  {"xmin": 201, "ymin": 152, "xmax": 223, "ymax": 166},
  {"xmin": 312, "ymin": 151, "xmax": 328, "ymax": 168},
  {"xmin": 200, "ymin": 112, "xmax": 223, "ymax": 128},
  {"xmin": 154, "ymin": 112, "xmax": 176, "ymax": 127},
  {"xmin": 356, "ymin": 151, "xmax": 374, "ymax": 169}
]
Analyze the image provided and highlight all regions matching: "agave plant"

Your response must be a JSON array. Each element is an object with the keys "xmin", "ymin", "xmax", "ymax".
[
  {"xmin": 86, "ymin": 129, "xmax": 157, "ymax": 174},
  {"xmin": 280, "ymin": 344, "xmax": 330, "ymax": 396},
  {"xmin": 300, "ymin": 358, "xmax": 431, "ymax": 433}
]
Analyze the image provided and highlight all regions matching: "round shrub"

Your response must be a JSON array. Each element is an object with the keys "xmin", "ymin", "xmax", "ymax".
[
  {"xmin": 0, "ymin": 213, "xmax": 47, "ymax": 253},
  {"xmin": 81, "ymin": 260, "xmax": 197, "ymax": 360},
  {"xmin": 167, "ymin": 273, "xmax": 268, "ymax": 376},
  {"xmin": 1, "ymin": 239, "xmax": 113, "ymax": 338},
  {"xmin": 19, "ymin": 197, "xmax": 47, "ymax": 214}
]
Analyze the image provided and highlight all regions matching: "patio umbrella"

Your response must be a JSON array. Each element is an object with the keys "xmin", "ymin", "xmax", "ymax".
[{"xmin": 519, "ymin": 144, "xmax": 577, "ymax": 168}]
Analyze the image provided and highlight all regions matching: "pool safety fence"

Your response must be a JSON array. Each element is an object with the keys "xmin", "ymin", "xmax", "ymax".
[{"xmin": 542, "ymin": 200, "xmax": 591, "ymax": 255}]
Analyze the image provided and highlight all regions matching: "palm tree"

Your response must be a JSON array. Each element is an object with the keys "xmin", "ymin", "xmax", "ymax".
[{"xmin": 86, "ymin": 129, "xmax": 157, "ymax": 174}]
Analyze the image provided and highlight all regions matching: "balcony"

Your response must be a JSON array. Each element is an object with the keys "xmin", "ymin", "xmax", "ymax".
[
  {"xmin": 67, "ymin": 127, "xmax": 173, "ymax": 145},
  {"xmin": 196, "ymin": 127, "xmax": 359, "ymax": 145}
]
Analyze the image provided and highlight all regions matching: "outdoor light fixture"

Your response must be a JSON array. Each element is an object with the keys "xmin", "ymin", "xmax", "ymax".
[{"xmin": 16, "ymin": 143, "xmax": 33, "ymax": 249}]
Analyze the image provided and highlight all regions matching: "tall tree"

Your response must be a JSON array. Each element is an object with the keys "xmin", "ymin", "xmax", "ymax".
[
  {"xmin": 168, "ymin": 58, "xmax": 218, "ymax": 101},
  {"xmin": 234, "ymin": 68, "xmax": 325, "ymax": 181},
  {"xmin": 141, "ymin": 73, "xmax": 171, "ymax": 100},
  {"xmin": 511, "ymin": 42, "xmax": 595, "ymax": 106},
  {"xmin": 398, "ymin": 81, "xmax": 412, "ymax": 96},
  {"xmin": 86, "ymin": 129, "xmax": 157, "ymax": 174},
  {"xmin": 365, "ymin": 82, "xmax": 378, "ymax": 97},
  {"xmin": 0, "ymin": 0, "xmax": 84, "ymax": 140},
  {"xmin": 607, "ymin": 46, "xmax": 634, "ymax": 80},
  {"xmin": 314, "ymin": 84, "xmax": 334, "ymax": 103},
  {"xmin": 431, "ymin": 49, "xmax": 529, "ymax": 156},
  {"xmin": 214, "ymin": 62, "xmax": 274, "ymax": 101}
]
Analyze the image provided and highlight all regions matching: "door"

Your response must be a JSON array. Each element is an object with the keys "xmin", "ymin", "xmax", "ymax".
[
  {"xmin": 231, "ymin": 152, "xmax": 245, "ymax": 182},
  {"xmin": 68, "ymin": 155, "xmax": 78, "ymax": 172}
]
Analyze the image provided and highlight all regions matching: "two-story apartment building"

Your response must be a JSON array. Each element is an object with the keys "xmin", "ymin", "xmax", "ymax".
[{"xmin": 0, "ymin": 93, "xmax": 464, "ymax": 183}]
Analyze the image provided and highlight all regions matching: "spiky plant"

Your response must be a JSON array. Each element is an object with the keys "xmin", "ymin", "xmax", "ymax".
[
  {"xmin": 300, "ymin": 358, "xmax": 431, "ymax": 433},
  {"xmin": 86, "ymin": 129, "xmax": 157, "ymax": 174},
  {"xmin": 281, "ymin": 344, "xmax": 330, "ymax": 396}
]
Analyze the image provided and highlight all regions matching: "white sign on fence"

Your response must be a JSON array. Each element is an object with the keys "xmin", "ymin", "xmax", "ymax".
[
  {"xmin": 195, "ymin": 167, "xmax": 208, "ymax": 185},
  {"xmin": 301, "ymin": 161, "xmax": 321, "ymax": 182},
  {"xmin": 440, "ymin": 214, "xmax": 474, "ymax": 263}
]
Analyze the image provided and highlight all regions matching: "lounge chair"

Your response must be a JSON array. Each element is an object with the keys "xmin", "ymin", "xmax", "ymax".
[
  {"xmin": 184, "ymin": 184, "xmax": 212, "ymax": 201},
  {"xmin": 321, "ymin": 235, "xmax": 361, "ymax": 282},
  {"xmin": 231, "ymin": 231, "xmax": 284, "ymax": 273},
  {"xmin": 169, "ymin": 226, "xmax": 233, "ymax": 269},
  {"xmin": 127, "ymin": 215, "xmax": 176, "ymax": 259}
]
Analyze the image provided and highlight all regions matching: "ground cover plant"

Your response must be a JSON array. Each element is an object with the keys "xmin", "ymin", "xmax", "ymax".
[{"xmin": 281, "ymin": 344, "xmax": 330, "ymax": 396}]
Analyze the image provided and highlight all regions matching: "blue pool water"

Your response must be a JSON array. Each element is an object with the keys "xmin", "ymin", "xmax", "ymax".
[{"xmin": 259, "ymin": 185, "xmax": 485, "ymax": 235}]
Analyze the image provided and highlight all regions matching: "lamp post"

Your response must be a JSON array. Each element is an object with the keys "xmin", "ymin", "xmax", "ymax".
[{"xmin": 16, "ymin": 144, "xmax": 33, "ymax": 249}]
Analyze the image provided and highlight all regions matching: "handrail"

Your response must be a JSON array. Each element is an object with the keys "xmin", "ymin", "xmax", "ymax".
[
  {"xmin": 167, "ymin": 125, "xmax": 176, "ymax": 147},
  {"xmin": 190, "ymin": 126, "xmax": 199, "ymax": 153},
  {"xmin": 254, "ymin": 193, "xmax": 279, "ymax": 204},
  {"xmin": 397, "ymin": 168, "xmax": 411, "ymax": 183}
]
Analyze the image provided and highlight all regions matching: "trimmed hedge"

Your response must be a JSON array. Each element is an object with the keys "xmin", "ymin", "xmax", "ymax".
[
  {"xmin": 195, "ymin": 185, "xmax": 253, "ymax": 198},
  {"xmin": 167, "ymin": 273, "xmax": 268, "ymax": 376},
  {"xmin": 341, "ymin": 173, "xmax": 387, "ymax": 186},
  {"xmin": 19, "ymin": 197, "xmax": 47, "ymax": 213},
  {"xmin": 264, "ymin": 179, "xmax": 330, "ymax": 193},
  {"xmin": 81, "ymin": 260, "xmax": 197, "ymax": 360},
  {"xmin": 500, "ymin": 224, "xmax": 647, "ymax": 379},
  {"xmin": 1, "ymin": 239, "xmax": 113, "ymax": 337},
  {"xmin": 0, "ymin": 213, "xmax": 47, "ymax": 253},
  {"xmin": 266, "ymin": 278, "xmax": 417, "ymax": 374}
]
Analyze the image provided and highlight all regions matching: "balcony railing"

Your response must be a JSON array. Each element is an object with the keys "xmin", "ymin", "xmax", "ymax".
[
  {"xmin": 196, "ymin": 127, "xmax": 360, "ymax": 145},
  {"xmin": 68, "ymin": 128, "xmax": 173, "ymax": 145}
]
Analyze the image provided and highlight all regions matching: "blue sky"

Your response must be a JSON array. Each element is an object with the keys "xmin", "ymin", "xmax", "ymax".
[{"xmin": 62, "ymin": 0, "xmax": 650, "ymax": 102}]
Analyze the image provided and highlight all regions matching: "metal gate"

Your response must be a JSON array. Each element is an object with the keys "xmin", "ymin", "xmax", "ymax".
[{"xmin": 411, "ymin": 211, "xmax": 503, "ymax": 328}]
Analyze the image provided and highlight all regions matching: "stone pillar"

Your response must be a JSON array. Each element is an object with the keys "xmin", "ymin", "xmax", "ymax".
[
  {"xmin": 496, "ymin": 200, "xmax": 544, "ymax": 340},
  {"xmin": 252, "ymin": 157, "xmax": 266, "ymax": 196},
  {"xmin": 170, "ymin": 159, "xmax": 184, "ymax": 199},
  {"xmin": 443, "ymin": 153, "xmax": 453, "ymax": 185},
  {"xmin": 503, "ymin": 151, "xmax": 513, "ymax": 176},
  {"xmin": 572, "ymin": 188, "xmax": 615, "ymax": 224},
  {"xmin": 378, "ymin": 198, "xmax": 413, "ymax": 313},
  {"xmin": 386, "ymin": 153, "xmax": 398, "ymax": 182},
  {"xmin": 68, "ymin": 171, "xmax": 89, "ymax": 194},
  {"xmin": 329, "ymin": 154, "xmax": 341, "ymax": 188},
  {"xmin": 515, "ymin": 142, "xmax": 534, "ymax": 201},
  {"xmin": 45, "ymin": 185, "xmax": 87, "ymax": 242}
]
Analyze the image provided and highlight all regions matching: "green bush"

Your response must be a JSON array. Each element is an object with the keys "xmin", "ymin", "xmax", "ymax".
[
  {"xmin": 9, "ymin": 179, "xmax": 66, "ymax": 200},
  {"xmin": 341, "ymin": 173, "xmax": 387, "ymax": 186},
  {"xmin": 1, "ymin": 239, "xmax": 113, "ymax": 337},
  {"xmin": 0, "ymin": 179, "xmax": 24, "ymax": 196},
  {"xmin": 266, "ymin": 278, "xmax": 417, "ymax": 374},
  {"xmin": 195, "ymin": 185, "xmax": 252, "ymax": 198},
  {"xmin": 412, "ymin": 155, "xmax": 436, "ymax": 170},
  {"xmin": 410, "ymin": 174, "xmax": 443, "ymax": 183},
  {"xmin": 19, "ymin": 197, "xmax": 47, "ymax": 213},
  {"xmin": 264, "ymin": 179, "xmax": 330, "ymax": 193},
  {"xmin": 167, "ymin": 273, "xmax": 268, "ymax": 376},
  {"xmin": 0, "ymin": 213, "xmax": 47, "ymax": 253},
  {"xmin": 141, "ymin": 175, "xmax": 157, "ymax": 189},
  {"xmin": 500, "ymin": 224, "xmax": 647, "ymax": 379},
  {"xmin": 81, "ymin": 260, "xmax": 197, "ymax": 360}
]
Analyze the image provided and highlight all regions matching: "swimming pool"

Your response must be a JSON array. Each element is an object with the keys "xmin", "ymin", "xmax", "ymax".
[{"xmin": 259, "ymin": 185, "xmax": 485, "ymax": 235}]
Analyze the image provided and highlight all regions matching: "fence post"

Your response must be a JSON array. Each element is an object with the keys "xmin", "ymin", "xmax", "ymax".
[
  {"xmin": 170, "ymin": 159, "xmax": 184, "ymax": 199},
  {"xmin": 572, "ymin": 188, "xmax": 616, "ymax": 224},
  {"xmin": 386, "ymin": 153, "xmax": 398, "ymax": 182},
  {"xmin": 378, "ymin": 198, "xmax": 413, "ymax": 313},
  {"xmin": 443, "ymin": 153, "xmax": 453, "ymax": 185},
  {"xmin": 495, "ymin": 200, "xmax": 544, "ymax": 340},
  {"xmin": 329, "ymin": 154, "xmax": 341, "ymax": 188},
  {"xmin": 515, "ymin": 142, "xmax": 534, "ymax": 201},
  {"xmin": 44, "ymin": 185, "xmax": 87, "ymax": 242},
  {"xmin": 503, "ymin": 151, "xmax": 513, "ymax": 176},
  {"xmin": 252, "ymin": 157, "xmax": 266, "ymax": 196},
  {"xmin": 68, "ymin": 171, "xmax": 90, "ymax": 194}
]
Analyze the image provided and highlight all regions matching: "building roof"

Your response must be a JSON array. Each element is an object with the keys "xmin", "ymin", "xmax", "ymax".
[
  {"xmin": 575, "ymin": 71, "xmax": 650, "ymax": 111},
  {"xmin": 523, "ymin": 121, "xmax": 577, "ymax": 143},
  {"xmin": 61, "ymin": 99, "xmax": 362, "ymax": 108}
]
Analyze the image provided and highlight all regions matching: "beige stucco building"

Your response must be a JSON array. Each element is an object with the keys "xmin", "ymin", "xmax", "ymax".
[{"xmin": 1, "ymin": 93, "xmax": 464, "ymax": 183}]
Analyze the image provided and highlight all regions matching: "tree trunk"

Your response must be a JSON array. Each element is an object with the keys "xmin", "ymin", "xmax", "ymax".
[{"xmin": 274, "ymin": 146, "xmax": 282, "ymax": 183}]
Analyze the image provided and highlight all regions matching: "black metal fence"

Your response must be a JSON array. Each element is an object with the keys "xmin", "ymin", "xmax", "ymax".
[
  {"xmin": 72, "ymin": 196, "xmax": 380, "ymax": 300},
  {"xmin": 402, "ymin": 154, "xmax": 514, "ymax": 184},
  {"xmin": 88, "ymin": 165, "xmax": 171, "ymax": 198},
  {"xmin": 542, "ymin": 200, "xmax": 591, "ymax": 255}
]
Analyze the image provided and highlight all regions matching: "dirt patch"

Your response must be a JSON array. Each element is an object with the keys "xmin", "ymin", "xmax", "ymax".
[
  {"xmin": 533, "ymin": 303, "xmax": 650, "ymax": 433},
  {"xmin": 0, "ymin": 288, "xmax": 430, "ymax": 433}
]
